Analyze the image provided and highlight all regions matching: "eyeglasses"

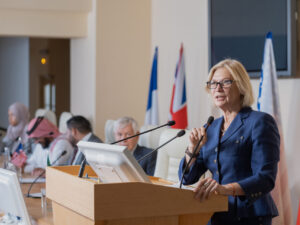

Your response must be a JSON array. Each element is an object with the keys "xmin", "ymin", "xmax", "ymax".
[{"xmin": 206, "ymin": 79, "xmax": 235, "ymax": 89}]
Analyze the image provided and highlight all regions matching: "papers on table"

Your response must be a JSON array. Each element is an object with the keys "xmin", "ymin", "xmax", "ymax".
[{"xmin": 19, "ymin": 177, "xmax": 45, "ymax": 184}]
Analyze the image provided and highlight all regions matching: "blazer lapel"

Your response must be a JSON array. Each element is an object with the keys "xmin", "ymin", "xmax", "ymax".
[
  {"xmin": 87, "ymin": 134, "xmax": 94, "ymax": 142},
  {"xmin": 133, "ymin": 145, "xmax": 141, "ymax": 158},
  {"xmin": 208, "ymin": 118, "xmax": 223, "ymax": 148},
  {"xmin": 221, "ymin": 107, "xmax": 251, "ymax": 143}
]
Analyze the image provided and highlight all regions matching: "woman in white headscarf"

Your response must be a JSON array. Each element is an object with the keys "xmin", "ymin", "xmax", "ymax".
[{"xmin": 1, "ymin": 102, "xmax": 30, "ymax": 153}]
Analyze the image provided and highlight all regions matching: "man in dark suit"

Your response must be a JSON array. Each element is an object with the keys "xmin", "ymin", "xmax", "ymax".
[
  {"xmin": 113, "ymin": 116, "xmax": 157, "ymax": 176},
  {"xmin": 67, "ymin": 116, "xmax": 102, "ymax": 165}
]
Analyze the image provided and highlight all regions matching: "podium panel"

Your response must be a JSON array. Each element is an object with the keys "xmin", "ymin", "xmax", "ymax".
[
  {"xmin": 53, "ymin": 202, "xmax": 213, "ymax": 225},
  {"xmin": 46, "ymin": 166, "xmax": 227, "ymax": 225}
]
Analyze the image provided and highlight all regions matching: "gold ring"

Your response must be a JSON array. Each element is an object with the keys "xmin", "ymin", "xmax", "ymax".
[{"xmin": 203, "ymin": 183, "xmax": 209, "ymax": 188}]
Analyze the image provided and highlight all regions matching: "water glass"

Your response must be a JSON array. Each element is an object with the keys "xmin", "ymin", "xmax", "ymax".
[{"xmin": 41, "ymin": 188, "xmax": 47, "ymax": 215}]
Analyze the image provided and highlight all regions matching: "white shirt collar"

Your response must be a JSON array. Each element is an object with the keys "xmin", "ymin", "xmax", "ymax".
[
  {"xmin": 130, "ymin": 144, "xmax": 138, "ymax": 154},
  {"xmin": 82, "ymin": 132, "xmax": 92, "ymax": 142}
]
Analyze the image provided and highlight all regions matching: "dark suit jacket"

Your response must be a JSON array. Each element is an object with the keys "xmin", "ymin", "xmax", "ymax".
[
  {"xmin": 179, "ymin": 107, "xmax": 280, "ymax": 220},
  {"xmin": 73, "ymin": 134, "xmax": 103, "ymax": 165},
  {"xmin": 133, "ymin": 145, "xmax": 157, "ymax": 176}
]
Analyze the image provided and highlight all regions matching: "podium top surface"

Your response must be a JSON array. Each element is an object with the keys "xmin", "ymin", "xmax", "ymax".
[{"xmin": 46, "ymin": 166, "xmax": 228, "ymax": 221}]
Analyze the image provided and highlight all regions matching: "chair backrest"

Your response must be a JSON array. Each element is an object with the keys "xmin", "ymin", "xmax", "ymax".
[
  {"xmin": 154, "ymin": 128, "xmax": 190, "ymax": 182},
  {"xmin": 35, "ymin": 109, "xmax": 57, "ymax": 126},
  {"xmin": 58, "ymin": 112, "xmax": 73, "ymax": 133},
  {"xmin": 138, "ymin": 125, "xmax": 167, "ymax": 149},
  {"xmin": 104, "ymin": 119, "xmax": 115, "ymax": 143}
]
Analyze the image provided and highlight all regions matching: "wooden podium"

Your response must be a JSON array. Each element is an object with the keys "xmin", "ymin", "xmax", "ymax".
[{"xmin": 46, "ymin": 166, "xmax": 227, "ymax": 225}]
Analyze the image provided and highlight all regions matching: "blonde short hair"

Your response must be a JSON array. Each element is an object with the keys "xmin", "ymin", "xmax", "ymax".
[{"xmin": 206, "ymin": 59, "xmax": 254, "ymax": 107}]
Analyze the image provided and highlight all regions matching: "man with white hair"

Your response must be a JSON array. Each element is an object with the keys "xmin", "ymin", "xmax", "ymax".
[{"xmin": 113, "ymin": 116, "xmax": 157, "ymax": 176}]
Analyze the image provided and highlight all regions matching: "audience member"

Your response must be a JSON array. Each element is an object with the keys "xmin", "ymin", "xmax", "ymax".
[
  {"xmin": 66, "ymin": 115, "xmax": 102, "ymax": 165},
  {"xmin": 24, "ymin": 117, "xmax": 74, "ymax": 176},
  {"xmin": 1, "ymin": 102, "xmax": 31, "ymax": 154},
  {"xmin": 113, "ymin": 116, "xmax": 157, "ymax": 176}
]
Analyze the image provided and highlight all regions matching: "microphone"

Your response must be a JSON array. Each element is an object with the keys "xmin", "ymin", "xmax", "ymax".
[
  {"xmin": 77, "ymin": 121, "xmax": 176, "ymax": 178},
  {"xmin": 78, "ymin": 158, "xmax": 86, "ymax": 178},
  {"xmin": 15, "ymin": 136, "xmax": 21, "ymax": 142},
  {"xmin": 179, "ymin": 116, "xmax": 214, "ymax": 189},
  {"xmin": 50, "ymin": 150, "xmax": 67, "ymax": 166},
  {"xmin": 26, "ymin": 150, "xmax": 67, "ymax": 198},
  {"xmin": 137, "ymin": 130, "xmax": 185, "ymax": 163},
  {"xmin": 110, "ymin": 120, "xmax": 176, "ymax": 144}
]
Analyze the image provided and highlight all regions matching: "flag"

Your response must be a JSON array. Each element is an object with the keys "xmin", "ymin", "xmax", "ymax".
[
  {"xmin": 297, "ymin": 201, "xmax": 300, "ymax": 225},
  {"xmin": 144, "ymin": 47, "xmax": 159, "ymax": 125},
  {"xmin": 11, "ymin": 143, "xmax": 27, "ymax": 168},
  {"xmin": 169, "ymin": 44, "xmax": 188, "ymax": 129},
  {"xmin": 257, "ymin": 32, "xmax": 292, "ymax": 225}
]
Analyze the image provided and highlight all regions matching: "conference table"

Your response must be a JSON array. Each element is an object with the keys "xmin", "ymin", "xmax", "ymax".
[
  {"xmin": 21, "ymin": 179, "xmax": 53, "ymax": 225},
  {"xmin": 0, "ymin": 156, "xmax": 53, "ymax": 225}
]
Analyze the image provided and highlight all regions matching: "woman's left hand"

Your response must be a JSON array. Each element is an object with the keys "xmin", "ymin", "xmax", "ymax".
[{"xmin": 193, "ymin": 177, "xmax": 226, "ymax": 202}]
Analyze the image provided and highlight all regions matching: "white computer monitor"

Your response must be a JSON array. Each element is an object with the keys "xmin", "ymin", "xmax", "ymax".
[
  {"xmin": 77, "ymin": 141, "xmax": 151, "ymax": 183},
  {"xmin": 0, "ymin": 168, "xmax": 31, "ymax": 225}
]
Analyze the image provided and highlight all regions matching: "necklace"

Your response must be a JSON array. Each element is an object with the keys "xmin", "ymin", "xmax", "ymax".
[
  {"xmin": 222, "ymin": 112, "xmax": 238, "ymax": 134},
  {"xmin": 220, "ymin": 128, "xmax": 226, "ymax": 137},
  {"xmin": 221, "ymin": 122, "xmax": 230, "ymax": 134}
]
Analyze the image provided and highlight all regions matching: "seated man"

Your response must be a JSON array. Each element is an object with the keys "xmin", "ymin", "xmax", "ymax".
[
  {"xmin": 113, "ymin": 116, "xmax": 157, "ymax": 176},
  {"xmin": 66, "ymin": 115, "xmax": 103, "ymax": 165},
  {"xmin": 24, "ymin": 117, "xmax": 74, "ymax": 175}
]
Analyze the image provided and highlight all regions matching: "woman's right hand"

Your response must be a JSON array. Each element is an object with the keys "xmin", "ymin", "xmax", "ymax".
[{"xmin": 187, "ymin": 127, "xmax": 207, "ymax": 155}]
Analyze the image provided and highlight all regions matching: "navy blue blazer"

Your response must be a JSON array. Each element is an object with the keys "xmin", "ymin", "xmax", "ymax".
[
  {"xmin": 134, "ymin": 145, "xmax": 157, "ymax": 176},
  {"xmin": 179, "ymin": 107, "xmax": 280, "ymax": 219}
]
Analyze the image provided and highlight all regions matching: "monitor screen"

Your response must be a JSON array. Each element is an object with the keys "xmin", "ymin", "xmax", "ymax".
[
  {"xmin": 0, "ymin": 168, "xmax": 31, "ymax": 225},
  {"xmin": 209, "ymin": 0, "xmax": 296, "ymax": 77},
  {"xmin": 77, "ymin": 141, "xmax": 151, "ymax": 183}
]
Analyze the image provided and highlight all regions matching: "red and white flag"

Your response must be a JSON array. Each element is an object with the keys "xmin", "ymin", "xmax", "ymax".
[
  {"xmin": 258, "ymin": 32, "xmax": 292, "ymax": 225},
  {"xmin": 296, "ymin": 201, "xmax": 300, "ymax": 225},
  {"xmin": 169, "ymin": 44, "xmax": 188, "ymax": 129}
]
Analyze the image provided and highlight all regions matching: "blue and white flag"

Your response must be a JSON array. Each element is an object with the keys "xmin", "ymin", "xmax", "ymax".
[
  {"xmin": 144, "ymin": 47, "xmax": 159, "ymax": 125},
  {"xmin": 257, "ymin": 32, "xmax": 281, "ymax": 123},
  {"xmin": 257, "ymin": 32, "xmax": 292, "ymax": 225}
]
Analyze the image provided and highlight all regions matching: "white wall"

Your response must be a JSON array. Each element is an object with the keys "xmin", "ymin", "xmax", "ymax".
[
  {"xmin": 0, "ymin": 0, "xmax": 91, "ymax": 38},
  {"xmin": 0, "ymin": 37, "xmax": 29, "ymax": 127},
  {"xmin": 70, "ymin": 0, "xmax": 96, "ymax": 126},
  {"xmin": 152, "ymin": 0, "xmax": 300, "ymax": 223},
  {"xmin": 152, "ymin": 0, "xmax": 211, "ymax": 128}
]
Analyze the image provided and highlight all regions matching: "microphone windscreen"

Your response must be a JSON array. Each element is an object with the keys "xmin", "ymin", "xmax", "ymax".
[
  {"xmin": 167, "ymin": 120, "xmax": 176, "ymax": 126},
  {"xmin": 177, "ymin": 130, "xmax": 186, "ymax": 137},
  {"xmin": 61, "ymin": 150, "xmax": 67, "ymax": 156},
  {"xmin": 207, "ymin": 116, "xmax": 214, "ymax": 126}
]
